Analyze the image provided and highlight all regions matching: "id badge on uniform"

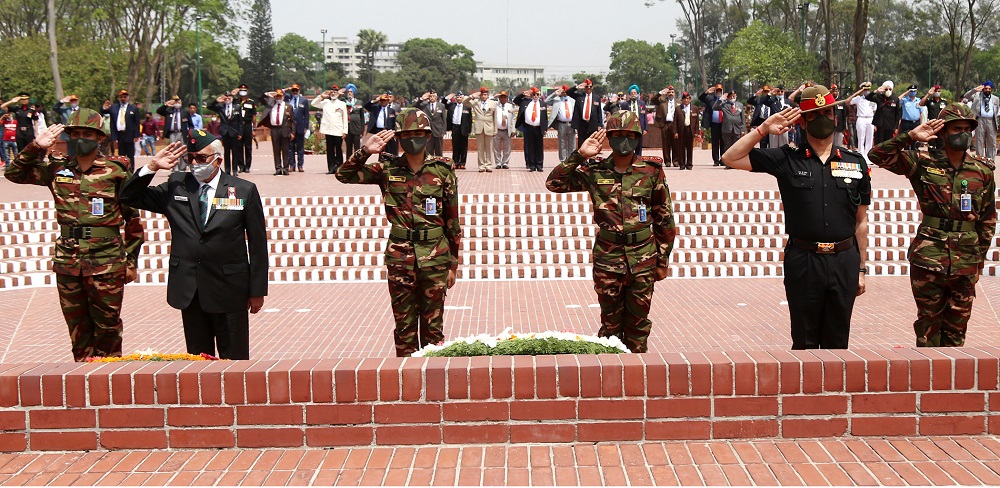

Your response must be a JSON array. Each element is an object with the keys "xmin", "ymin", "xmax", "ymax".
[
  {"xmin": 960, "ymin": 193, "xmax": 972, "ymax": 212},
  {"xmin": 425, "ymin": 197, "xmax": 437, "ymax": 216},
  {"xmin": 638, "ymin": 204, "xmax": 648, "ymax": 223},
  {"xmin": 91, "ymin": 198, "xmax": 104, "ymax": 217}
]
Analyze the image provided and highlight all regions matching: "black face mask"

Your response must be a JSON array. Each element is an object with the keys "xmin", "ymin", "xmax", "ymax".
[
  {"xmin": 70, "ymin": 137, "xmax": 99, "ymax": 155},
  {"xmin": 400, "ymin": 136, "xmax": 427, "ymax": 155},
  {"xmin": 609, "ymin": 136, "xmax": 639, "ymax": 156},
  {"xmin": 945, "ymin": 132, "xmax": 973, "ymax": 151},
  {"xmin": 805, "ymin": 115, "xmax": 836, "ymax": 139}
]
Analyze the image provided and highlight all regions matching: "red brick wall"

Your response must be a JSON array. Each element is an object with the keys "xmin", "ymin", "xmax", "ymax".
[{"xmin": 0, "ymin": 347, "xmax": 997, "ymax": 451}]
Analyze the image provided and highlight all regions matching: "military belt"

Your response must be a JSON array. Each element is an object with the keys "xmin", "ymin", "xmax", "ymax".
[
  {"xmin": 790, "ymin": 236, "xmax": 856, "ymax": 255},
  {"xmin": 922, "ymin": 216, "xmax": 977, "ymax": 232},
  {"xmin": 597, "ymin": 227, "xmax": 653, "ymax": 245},
  {"xmin": 59, "ymin": 226, "xmax": 120, "ymax": 239},
  {"xmin": 390, "ymin": 226, "xmax": 444, "ymax": 241}
]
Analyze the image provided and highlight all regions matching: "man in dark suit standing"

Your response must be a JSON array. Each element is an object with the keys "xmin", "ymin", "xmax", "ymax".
[
  {"xmin": 513, "ymin": 87, "xmax": 548, "ymax": 171},
  {"xmin": 865, "ymin": 81, "xmax": 902, "ymax": 146},
  {"xmin": 284, "ymin": 83, "xmax": 311, "ymax": 172},
  {"xmin": 747, "ymin": 85, "xmax": 774, "ymax": 149},
  {"xmin": 207, "ymin": 91, "xmax": 244, "ymax": 175},
  {"xmin": 651, "ymin": 86, "xmax": 678, "ymax": 166},
  {"xmin": 415, "ymin": 91, "xmax": 449, "ymax": 157},
  {"xmin": 673, "ymin": 92, "xmax": 698, "ymax": 170},
  {"xmin": 157, "ymin": 96, "xmax": 194, "ymax": 173},
  {"xmin": 567, "ymin": 79, "xmax": 603, "ymax": 147},
  {"xmin": 364, "ymin": 93, "xmax": 399, "ymax": 156},
  {"xmin": 258, "ymin": 89, "xmax": 297, "ymax": 175},
  {"xmin": 119, "ymin": 131, "xmax": 268, "ymax": 360},
  {"xmin": 444, "ymin": 92, "xmax": 472, "ymax": 169},
  {"xmin": 100, "ymin": 89, "xmax": 141, "ymax": 170},
  {"xmin": 699, "ymin": 84, "xmax": 724, "ymax": 166}
]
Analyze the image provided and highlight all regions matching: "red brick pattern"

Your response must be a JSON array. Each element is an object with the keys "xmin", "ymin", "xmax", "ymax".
[
  {"xmin": 0, "ymin": 349, "xmax": 995, "ymax": 451},
  {"xmin": 0, "ymin": 437, "xmax": 999, "ymax": 485}
]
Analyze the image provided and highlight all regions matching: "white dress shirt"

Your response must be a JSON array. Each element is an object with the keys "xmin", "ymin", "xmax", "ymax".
[
  {"xmin": 665, "ymin": 98, "xmax": 675, "ymax": 122},
  {"xmin": 451, "ymin": 103, "xmax": 463, "ymax": 125},
  {"xmin": 524, "ymin": 100, "xmax": 542, "ymax": 127}
]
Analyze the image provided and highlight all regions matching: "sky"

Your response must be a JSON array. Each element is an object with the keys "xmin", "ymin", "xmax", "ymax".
[{"xmin": 269, "ymin": 0, "xmax": 685, "ymax": 79}]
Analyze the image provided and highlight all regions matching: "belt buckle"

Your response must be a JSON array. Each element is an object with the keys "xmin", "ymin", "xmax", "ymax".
[
  {"xmin": 816, "ymin": 242, "xmax": 835, "ymax": 254},
  {"xmin": 416, "ymin": 230, "xmax": 428, "ymax": 241}
]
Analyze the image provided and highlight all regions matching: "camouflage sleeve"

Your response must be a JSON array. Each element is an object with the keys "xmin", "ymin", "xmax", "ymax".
[
  {"xmin": 868, "ymin": 132, "xmax": 919, "ymax": 177},
  {"xmin": 443, "ymin": 168, "xmax": 461, "ymax": 270},
  {"xmin": 544, "ymin": 151, "xmax": 588, "ymax": 193},
  {"xmin": 652, "ymin": 166, "xmax": 677, "ymax": 268},
  {"xmin": 977, "ymin": 177, "xmax": 997, "ymax": 264},
  {"xmin": 3, "ymin": 142, "xmax": 52, "ymax": 186},
  {"xmin": 335, "ymin": 148, "xmax": 384, "ymax": 184},
  {"xmin": 121, "ymin": 205, "xmax": 144, "ymax": 268}
]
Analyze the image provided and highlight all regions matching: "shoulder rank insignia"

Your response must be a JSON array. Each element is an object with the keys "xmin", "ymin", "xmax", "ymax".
[
  {"xmin": 639, "ymin": 155, "xmax": 663, "ymax": 166},
  {"xmin": 804, "ymin": 148, "xmax": 812, "ymax": 158},
  {"xmin": 973, "ymin": 154, "xmax": 996, "ymax": 170}
]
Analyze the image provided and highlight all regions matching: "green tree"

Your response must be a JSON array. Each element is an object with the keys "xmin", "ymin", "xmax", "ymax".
[
  {"xmin": 721, "ymin": 21, "xmax": 818, "ymax": 88},
  {"xmin": 274, "ymin": 33, "xmax": 323, "ymax": 89},
  {"xmin": 606, "ymin": 39, "xmax": 673, "ymax": 94},
  {"xmin": 393, "ymin": 38, "xmax": 476, "ymax": 94},
  {"xmin": 356, "ymin": 29, "xmax": 387, "ymax": 93},
  {"xmin": 246, "ymin": 0, "xmax": 276, "ymax": 93}
]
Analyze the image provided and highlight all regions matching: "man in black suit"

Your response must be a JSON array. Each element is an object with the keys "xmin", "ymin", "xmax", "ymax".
[
  {"xmin": 258, "ymin": 89, "xmax": 297, "ymax": 175},
  {"xmin": 364, "ymin": 93, "xmax": 399, "ymax": 156},
  {"xmin": 100, "ymin": 89, "xmax": 142, "ymax": 170},
  {"xmin": 567, "ymin": 79, "xmax": 604, "ymax": 148},
  {"xmin": 513, "ymin": 87, "xmax": 548, "ymax": 171},
  {"xmin": 119, "ymin": 130, "xmax": 268, "ymax": 360},
  {"xmin": 207, "ymin": 91, "xmax": 244, "ymax": 175},
  {"xmin": 414, "ymin": 90, "xmax": 449, "ymax": 157},
  {"xmin": 747, "ymin": 85, "xmax": 774, "ymax": 148},
  {"xmin": 284, "ymin": 83, "xmax": 311, "ymax": 172},
  {"xmin": 699, "ymin": 84, "xmax": 724, "ymax": 166},
  {"xmin": 444, "ymin": 92, "xmax": 472, "ymax": 169}
]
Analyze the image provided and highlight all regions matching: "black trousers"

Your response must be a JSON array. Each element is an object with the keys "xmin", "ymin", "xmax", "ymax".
[
  {"xmin": 523, "ymin": 126, "xmax": 544, "ymax": 169},
  {"xmin": 325, "ymin": 134, "xmax": 343, "ymax": 173},
  {"xmin": 427, "ymin": 135, "xmax": 444, "ymax": 157},
  {"xmin": 289, "ymin": 132, "xmax": 305, "ymax": 168},
  {"xmin": 783, "ymin": 244, "xmax": 860, "ymax": 349},
  {"xmin": 181, "ymin": 291, "xmax": 250, "ymax": 360},
  {"xmin": 345, "ymin": 134, "xmax": 362, "ymax": 157},
  {"xmin": 899, "ymin": 120, "xmax": 919, "ymax": 149},
  {"xmin": 452, "ymin": 131, "xmax": 468, "ymax": 167},
  {"xmin": 577, "ymin": 126, "xmax": 597, "ymax": 148},
  {"xmin": 874, "ymin": 123, "xmax": 895, "ymax": 145},
  {"xmin": 710, "ymin": 122, "xmax": 722, "ymax": 164},
  {"xmin": 271, "ymin": 130, "xmax": 290, "ymax": 172},
  {"xmin": 221, "ymin": 135, "xmax": 243, "ymax": 175},
  {"xmin": 15, "ymin": 133, "xmax": 32, "ymax": 153},
  {"xmin": 240, "ymin": 125, "xmax": 254, "ymax": 171}
]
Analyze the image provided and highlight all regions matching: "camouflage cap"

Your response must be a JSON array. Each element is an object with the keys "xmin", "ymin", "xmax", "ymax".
[
  {"xmin": 64, "ymin": 108, "xmax": 107, "ymax": 136},
  {"xmin": 937, "ymin": 102, "xmax": 978, "ymax": 130},
  {"xmin": 605, "ymin": 110, "xmax": 642, "ymax": 135},
  {"xmin": 395, "ymin": 107, "xmax": 430, "ymax": 133}
]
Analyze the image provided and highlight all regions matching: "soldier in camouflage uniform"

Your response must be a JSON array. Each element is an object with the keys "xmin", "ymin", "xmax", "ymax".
[
  {"xmin": 545, "ymin": 111, "xmax": 676, "ymax": 352},
  {"xmin": 336, "ymin": 108, "xmax": 461, "ymax": 357},
  {"xmin": 869, "ymin": 103, "xmax": 997, "ymax": 347},
  {"xmin": 5, "ymin": 109, "xmax": 144, "ymax": 361}
]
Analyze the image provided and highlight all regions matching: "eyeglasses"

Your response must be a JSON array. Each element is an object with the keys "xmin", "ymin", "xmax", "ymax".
[{"xmin": 188, "ymin": 153, "xmax": 220, "ymax": 165}]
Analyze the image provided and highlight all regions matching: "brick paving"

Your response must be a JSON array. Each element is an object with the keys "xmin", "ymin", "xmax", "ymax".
[{"xmin": 1, "ymin": 437, "xmax": 1000, "ymax": 485}]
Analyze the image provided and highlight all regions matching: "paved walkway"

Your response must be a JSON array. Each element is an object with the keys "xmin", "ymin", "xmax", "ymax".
[{"xmin": 3, "ymin": 437, "xmax": 1000, "ymax": 485}]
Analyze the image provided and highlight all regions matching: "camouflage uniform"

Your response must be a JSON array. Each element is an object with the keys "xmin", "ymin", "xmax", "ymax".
[
  {"xmin": 336, "ymin": 109, "xmax": 461, "ymax": 357},
  {"xmin": 4, "ymin": 109, "xmax": 144, "ymax": 361},
  {"xmin": 869, "ymin": 103, "xmax": 997, "ymax": 347},
  {"xmin": 546, "ymin": 111, "xmax": 676, "ymax": 352}
]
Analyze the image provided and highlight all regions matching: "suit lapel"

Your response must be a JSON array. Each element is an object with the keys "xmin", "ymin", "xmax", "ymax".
[{"xmin": 184, "ymin": 174, "xmax": 203, "ymax": 232}]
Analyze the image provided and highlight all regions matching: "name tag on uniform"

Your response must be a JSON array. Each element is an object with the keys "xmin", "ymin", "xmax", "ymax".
[
  {"xmin": 174, "ymin": 195, "xmax": 189, "ymax": 201},
  {"xmin": 55, "ymin": 176, "xmax": 74, "ymax": 183},
  {"xmin": 388, "ymin": 175, "xmax": 406, "ymax": 182},
  {"xmin": 794, "ymin": 170, "xmax": 811, "ymax": 177},
  {"xmin": 91, "ymin": 198, "xmax": 104, "ymax": 216},
  {"xmin": 926, "ymin": 167, "xmax": 946, "ymax": 176},
  {"xmin": 596, "ymin": 179, "xmax": 615, "ymax": 185},
  {"xmin": 425, "ymin": 197, "xmax": 437, "ymax": 215},
  {"xmin": 638, "ymin": 204, "xmax": 648, "ymax": 223}
]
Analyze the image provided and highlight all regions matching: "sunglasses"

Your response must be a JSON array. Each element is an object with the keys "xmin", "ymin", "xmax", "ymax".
[{"xmin": 188, "ymin": 153, "xmax": 221, "ymax": 165}]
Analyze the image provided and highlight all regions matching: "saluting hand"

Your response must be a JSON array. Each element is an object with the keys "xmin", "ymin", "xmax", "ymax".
[
  {"xmin": 760, "ymin": 107, "xmax": 801, "ymax": 136},
  {"xmin": 363, "ymin": 130, "xmax": 394, "ymax": 154},
  {"xmin": 579, "ymin": 128, "xmax": 606, "ymax": 158},
  {"xmin": 34, "ymin": 124, "xmax": 65, "ymax": 149},
  {"xmin": 148, "ymin": 141, "xmax": 186, "ymax": 171},
  {"xmin": 907, "ymin": 119, "xmax": 945, "ymax": 142}
]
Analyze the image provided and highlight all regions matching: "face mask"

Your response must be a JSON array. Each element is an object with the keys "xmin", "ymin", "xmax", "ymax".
[
  {"xmin": 400, "ymin": 136, "xmax": 427, "ymax": 155},
  {"xmin": 933, "ymin": 93, "xmax": 941, "ymax": 99},
  {"xmin": 945, "ymin": 132, "xmax": 973, "ymax": 151},
  {"xmin": 69, "ymin": 103, "xmax": 79, "ymax": 110},
  {"xmin": 238, "ymin": 90, "xmax": 248, "ymax": 97},
  {"xmin": 805, "ymin": 115, "xmax": 836, "ymax": 139},
  {"xmin": 609, "ymin": 136, "xmax": 639, "ymax": 156},
  {"xmin": 909, "ymin": 90, "xmax": 916, "ymax": 96},
  {"xmin": 70, "ymin": 137, "xmax": 99, "ymax": 155},
  {"xmin": 885, "ymin": 90, "xmax": 892, "ymax": 97},
  {"xmin": 191, "ymin": 162, "xmax": 217, "ymax": 181}
]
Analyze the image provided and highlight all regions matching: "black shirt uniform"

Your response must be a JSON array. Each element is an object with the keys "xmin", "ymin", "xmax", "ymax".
[
  {"xmin": 749, "ymin": 143, "xmax": 871, "ymax": 349},
  {"xmin": 925, "ymin": 98, "xmax": 948, "ymax": 120},
  {"xmin": 9, "ymin": 106, "xmax": 37, "ymax": 151},
  {"xmin": 865, "ymin": 92, "xmax": 902, "ymax": 145},
  {"xmin": 238, "ymin": 98, "xmax": 257, "ymax": 172}
]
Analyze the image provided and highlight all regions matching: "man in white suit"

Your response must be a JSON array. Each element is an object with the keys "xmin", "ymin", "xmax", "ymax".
[
  {"xmin": 494, "ymin": 91, "xmax": 516, "ymax": 169},
  {"xmin": 311, "ymin": 85, "xmax": 349, "ymax": 174},
  {"xmin": 464, "ymin": 87, "xmax": 498, "ymax": 172}
]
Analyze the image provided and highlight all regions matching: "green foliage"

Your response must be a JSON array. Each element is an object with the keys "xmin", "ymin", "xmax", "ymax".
[
  {"xmin": 572, "ymin": 72, "xmax": 609, "ymax": 95},
  {"xmin": 246, "ymin": 0, "xmax": 276, "ymax": 93},
  {"xmin": 274, "ymin": 33, "xmax": 323, "ymax": 88},
  {"xmin": 606, "ymin": 39, "xmax": 674, "ymax": 94},
  {"xmin": 721, "ymin": 21, "xmax": 819, "ymax": 88},
  {"xmin": 422, "ymin": 338, "xmax": 626, "ymax": 357},
  {"xmin": 393, "ymin": 38, "xmax": 476, "ymax": 95}
]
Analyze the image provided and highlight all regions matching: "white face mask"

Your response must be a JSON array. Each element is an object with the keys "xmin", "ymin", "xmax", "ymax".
[
  {"xmin": 238, "ymin": 90, "xmax": 248, "ymax": 97},
  {"xmin": 885, "ymin": 90, "xmax": 892, "ymax": 97},
  {"xmin": 191, "ymin": 162, "xmax": 217, "ymax": 182}
]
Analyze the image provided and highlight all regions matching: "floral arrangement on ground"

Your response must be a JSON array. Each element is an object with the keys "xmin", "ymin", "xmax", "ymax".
[
  {"xmin": 86, "ymin": 349, "xmax": 221, "ymax": 363},
  {"xmin": 412, "ymin": 330, "xmax": 630, "ymax": 357}
]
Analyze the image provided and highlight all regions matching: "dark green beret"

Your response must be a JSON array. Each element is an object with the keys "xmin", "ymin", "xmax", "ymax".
[{"xmin": 187, "ymin": 129, "xmax": 218, "ymax": 153}]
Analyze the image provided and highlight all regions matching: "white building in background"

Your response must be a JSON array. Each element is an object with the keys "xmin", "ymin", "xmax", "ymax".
[
  {"xmin": 476, "ymin": 63, "xmax": 546, "ymax": 86},
  {"xmin": 319, "ymin": 37, "xmax": 402, "ymax": 78}
]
